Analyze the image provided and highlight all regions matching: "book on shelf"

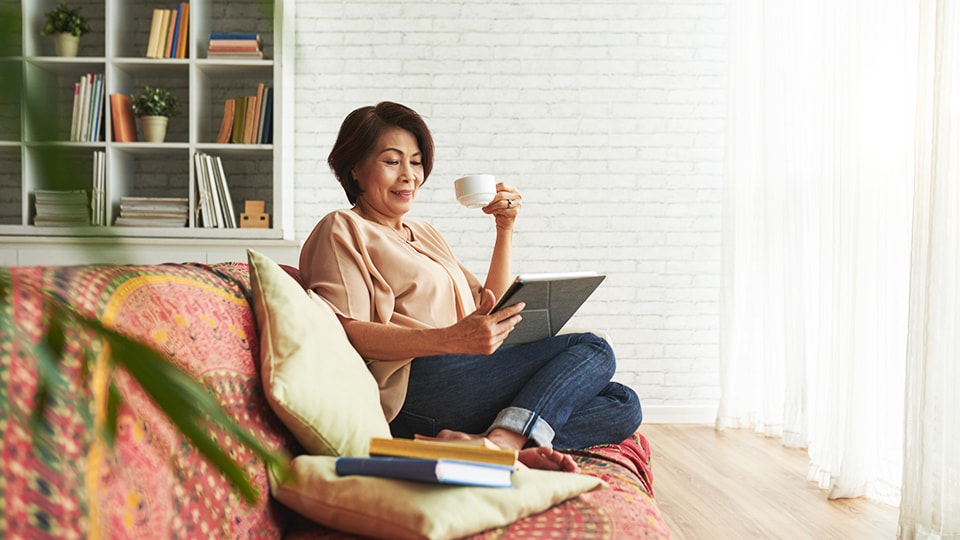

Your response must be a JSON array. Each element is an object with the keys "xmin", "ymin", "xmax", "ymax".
[
  {"xmin": 207, "ymin": 32, "xmax": 263, "ymax": 59},
  {"xmin": 69, "ymin": 82, "xmax": 80, "ymax": 142},
  {"xmin": 209, "ymin": 33, "xmax": 262, "ymax": 41},
  {"xmin": 206, "ymin": 50, "xmax": 264, "ymax": 59},
  {"xmin": 110, "ymin": 94, "xmax": 138, "ymax": 142},
  {"xmin": 250, "ymin": 82, "xmax": 265, "ymax": 144},
  {"xmin": 33, "ymin": 189, "xmax": 90, "ymax": 227},
  {"xmin": 193, "ymin": 152, "xmax": 237, "ymax": 228},
  {"xmin": 335, "ymin": 456, "xmax": 514, "ymax": 488},
  {"xmin": 91, "ymin": 151, "xmax": 106, "ymax": 226},
  {"xmin": 163, "ymin": 7, "xmax": 178, "ymax": 58},
  {"xmin": 242, "ymin": 90, "xmax": 259, "ymax": 144},
  {"xmin": 260, "ymin": 88, "xmax": 273, "ymax": 144},
  {"xmin": 69, "ymin": 73, "xmax": 104, "ymax": 143},
  {"xmin": 215, "ymin": 98, "xmax": 236, "ymax": 144},
  {"xmin": 208, "ymin": 44, "xmax": 262, "ymax": 52},
  {"xmin": 114, "ymin": 196, "xmax": 188, "ymax": 227},
  {"xmin": 194, "ymin": 152, "xmax": 216, "ymax": 227},
  {"xmin": 175, "ymin": 3, "xmax": 190, "ymax": 59},
  {"xmin": 231, "ymin": 97, "xmax": 247, "ymax": 144},
  {"xmin": 145, "ymin": 3, "xmax": 190, "ymax": 59},
  {"xmin": 146, "ymin": 9, "xmax": 163, "ymax": 58},
  {"xmin": 215, "ymin": 86, "xmax": 272, "ymax": 144},
  {"xmin": 255, "ymin": 86, "xmax": 268, "ymax": 143},
  {"xmin": 158, "ymin": 9, "xmax": 172, "ymax": 58},
  {"xmin": 368, "ymin": 437, "xmax": 519, "ymax": 467},
  {"xmin": 211, "ymin": 154, "xmax": 237, "ymax": 227},
  {"xmin": 89, "ymin": 73, "xmax": 105, "ymax": 142}
]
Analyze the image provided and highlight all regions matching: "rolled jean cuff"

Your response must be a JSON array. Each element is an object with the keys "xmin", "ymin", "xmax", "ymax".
[{"xmin": 487, "ymin": 407, "xmax": 556, "ymax": 448}]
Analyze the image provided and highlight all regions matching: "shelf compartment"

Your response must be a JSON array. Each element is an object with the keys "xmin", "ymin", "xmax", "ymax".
[{"xmin": 25, "ymin": 0, "xmax": 105, "ymax": 58}]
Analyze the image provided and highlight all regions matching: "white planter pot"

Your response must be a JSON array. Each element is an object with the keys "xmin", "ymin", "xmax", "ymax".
[
  {"xmin": 54, "ymin": 33, "xmax": 80, "ymax": 57},
  {"xmin": 140, "ymin": 116, "xmax": 169, "ymax": 143}
]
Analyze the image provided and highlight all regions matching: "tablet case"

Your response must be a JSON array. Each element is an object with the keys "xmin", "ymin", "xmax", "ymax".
[{"xmin": 493, "ymin": 273, "xmax": 606, "ymax": 346}]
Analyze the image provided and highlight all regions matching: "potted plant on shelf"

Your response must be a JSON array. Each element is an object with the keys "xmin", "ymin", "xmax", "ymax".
[
  {"xmin": 130, "ymin": 85, "xmax": 181, "ymax": 143},
  {"xmin": 41, "ymin": 1, "xmax": 91, "ymax": 57}
]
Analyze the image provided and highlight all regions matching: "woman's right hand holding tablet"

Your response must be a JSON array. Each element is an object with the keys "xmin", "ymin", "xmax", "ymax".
[{"xmin": 442, "ymin": 289, "xmax": 524, "ymax": 355}]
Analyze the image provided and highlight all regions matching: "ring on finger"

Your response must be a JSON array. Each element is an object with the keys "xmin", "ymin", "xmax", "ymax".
[{"xmin": 507, "ymin": 199, "xmax": 513, "ymax": 208}]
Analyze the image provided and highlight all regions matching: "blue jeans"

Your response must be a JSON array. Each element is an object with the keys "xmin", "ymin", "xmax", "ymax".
[{"xmin": 389, "ymin": 332, "xmax": 643, "ymax": 450}]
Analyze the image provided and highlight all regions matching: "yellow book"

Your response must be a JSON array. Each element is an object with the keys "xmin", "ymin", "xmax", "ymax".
[
  {"xmin": 368, "ymin": 437, "xmax": 518, "ymax": 467},
  {"xmin": 145, "ymin": 9, "xmax": 163, "ymax": 58}
]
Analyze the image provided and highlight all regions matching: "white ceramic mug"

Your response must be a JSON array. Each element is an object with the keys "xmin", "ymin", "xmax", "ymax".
[{"xmin": 454, "ymin": 174, "xmax": 497, "ymax": 208}]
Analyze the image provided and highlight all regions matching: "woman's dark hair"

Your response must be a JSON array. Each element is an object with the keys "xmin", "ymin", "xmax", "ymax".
[{"xmin": 328, "ymin": 102, "xmax": 435, "ymax": 205}]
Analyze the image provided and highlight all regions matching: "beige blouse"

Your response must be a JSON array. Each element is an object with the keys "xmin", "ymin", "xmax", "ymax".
[{"xmin": 298, "ymin": 209, "xmax": 483, "ymax": 421}]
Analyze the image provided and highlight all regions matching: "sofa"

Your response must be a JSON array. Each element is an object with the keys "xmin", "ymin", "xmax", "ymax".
[{"xmin": 0, "ymin": 255, "xmax": 671, "ymax": 539}]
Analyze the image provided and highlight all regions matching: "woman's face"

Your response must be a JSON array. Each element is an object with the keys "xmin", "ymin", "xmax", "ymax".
[{"xmin": 352, "ymin": 127, "xmax": 424, "ymax": 221}]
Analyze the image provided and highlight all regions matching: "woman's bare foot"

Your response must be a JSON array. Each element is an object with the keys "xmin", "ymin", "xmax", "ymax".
[
  {"xmin": 518, "ymin": 447, "xmax": 580, "ymax": 473},
  {"xmin": 417, "ymin": 429, "xmax": 580, "ymax": 473}
]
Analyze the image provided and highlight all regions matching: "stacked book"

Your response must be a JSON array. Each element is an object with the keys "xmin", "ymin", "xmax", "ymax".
[
  {"xmin": 146, "ymin": 3, "xmax": 191, "ymax": 59},
  {"xmin": 70, "ymin": 72, "xmax": 105, "ymax": 142},
  {"xmin": 33, "ymin": 190, "xmax": 90, "ymax": 227},
  {"xmin": 207, "ymin": 33, "xmax": 263, "ymax": 59},
  {"xmin": 335, "ymin": 437, "xmax": 519, "ymax": 487},
  {"xmin": 194, "ymin": 152, "xmax": 237, "ymax": 228},
  {"xmin": 215, "ymin": 82, "xmax": 273, "ymax": 144},
  {"xmin": 114, "ymin": 196, "xmax": 189, "ymax": 227}
]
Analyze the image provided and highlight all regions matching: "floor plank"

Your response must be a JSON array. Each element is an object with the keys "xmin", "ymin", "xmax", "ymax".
[{"xmin": 640, "ymin": 424, "xmax": 899, "ymax": 540}]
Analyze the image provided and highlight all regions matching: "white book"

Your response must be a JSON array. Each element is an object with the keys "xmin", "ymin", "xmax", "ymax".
[
  {"xmin": 203, "ymin": 153, "xmax": 226, "ymax": 227},
  {"xmin": 78, "ymin": 73, "xmax": 92, "ymax": 142},
  {"xmin": 74, "ymin": 75, "xmax": 88, "ymax": 142},
  {"xmin": 90, "ymin": 151, "xmax": 100, "ymax": 224},
  {"xmin": 193, "ymin": 152, "xmax": 214, "ymax": 227},
  {"xmin": 212, "ymin": 155, "xmax": 237, "ymax": 227},
  {"xmin": 97, "ymin": 151, "xmax": 106, "ymax": 225}
]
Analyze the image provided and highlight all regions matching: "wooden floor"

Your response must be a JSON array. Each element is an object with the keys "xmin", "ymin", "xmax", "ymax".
[{"xmin": 640, "ymin": 424, "xmax": 899, "ymax": 540}]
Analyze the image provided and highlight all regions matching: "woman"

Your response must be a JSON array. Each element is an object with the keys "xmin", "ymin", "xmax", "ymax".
[{"xmin": 299, "ymin": 102, "xmax": 642, "ymax": 471}]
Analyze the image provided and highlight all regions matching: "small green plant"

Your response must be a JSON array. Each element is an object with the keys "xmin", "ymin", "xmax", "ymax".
[
  {"xmin": 41, "ymin": 2, "xmax": 91, "ymax": 37},
  {"xmin": 130, "ymin": 85, "xmax": 181, "ymax": 118}
]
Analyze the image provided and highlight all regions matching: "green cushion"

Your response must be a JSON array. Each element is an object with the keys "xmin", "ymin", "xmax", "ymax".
[
  {"xmin": 271, "ymin": 455, "xmax": 606, "ymax": 540},
  {"xmin": 247, "ymin": 249, "xmax": 392, "ymax": 456}
]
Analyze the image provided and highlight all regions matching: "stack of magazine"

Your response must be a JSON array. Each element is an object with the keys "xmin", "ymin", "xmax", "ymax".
[
  {"xmin": 335, "ymin": 437, "xmax": 518, "ymax": 488},
  {"xmin": 33, "ymin": 190, "xmax": 90, "ymax": 227},
  {"xmin": 114, "ymin": 196, "xmax": 188, "ymax": 227}
]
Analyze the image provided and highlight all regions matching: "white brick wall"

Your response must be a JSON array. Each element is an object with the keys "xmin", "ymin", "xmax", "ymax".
[{"xmin": 292, "ymin": 0, "xmax": 726, "ymax": 423}]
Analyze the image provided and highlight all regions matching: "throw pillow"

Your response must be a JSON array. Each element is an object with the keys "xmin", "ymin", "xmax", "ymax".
[
  {"xmin": 247, "ymin": 249, "xmax": 392, "ymax": 456},
  {"xmin": 271, "ymin": 455, "xmax": 606, "ymax": 540}
]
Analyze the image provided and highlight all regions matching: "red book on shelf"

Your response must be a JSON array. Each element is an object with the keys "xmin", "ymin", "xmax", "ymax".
[
  {"xmin": 216, "ymin": 98, "xmax": 236, "ymax": 144},
  {"xmin": 110, "ymin": 93, "xmax": 138, "ymax": 142},
  {"xmin": 208, "ymin": 44, "xmax": 262, "ymax": 52},
  {"xmin": 164, "ymin": 7, "xmax": 178, "ymax": 58}
]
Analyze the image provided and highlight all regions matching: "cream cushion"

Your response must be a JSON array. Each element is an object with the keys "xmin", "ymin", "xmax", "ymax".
[
  {"xmin": 247, "ymin": 249, "xmax": 392, "ymax": 456},
  {"xmin": 271, "ymin": 455, "xmax": 606, "ymax": 540}
]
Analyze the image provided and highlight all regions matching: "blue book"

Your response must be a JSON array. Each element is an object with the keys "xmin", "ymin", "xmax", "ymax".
[
  {"xmin": 260, "ymin": 88, "xmax": 273, "ymax": 144},
  {"xmin": 335, "ymin": 456, "xmax": 514, "ymax": 488},
  {"xmin": 209, "ymin": 33, "xmax": 261, "ymax": 41}
]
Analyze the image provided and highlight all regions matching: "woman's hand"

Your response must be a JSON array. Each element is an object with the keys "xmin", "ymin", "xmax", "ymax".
[
  {"xmin": 444, "ymin": 288, "xmax": 524, "ymax": 355},
  {"xmin": 482, "ymin": 182, "xmax": 522, "ymax": 232}
]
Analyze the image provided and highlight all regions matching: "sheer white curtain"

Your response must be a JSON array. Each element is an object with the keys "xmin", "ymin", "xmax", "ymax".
[
  {"xmin": 899, "ymin": 0, "xmax": 960, "ymax": 537},
  {"xmin": 719, "ymin": 0, "xmax": 917, "ymax": 505}
]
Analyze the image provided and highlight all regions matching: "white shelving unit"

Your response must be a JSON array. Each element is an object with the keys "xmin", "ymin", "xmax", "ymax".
[{"xmin": 0, "ymin": 0, "xmax": 297, "ymax": 264}]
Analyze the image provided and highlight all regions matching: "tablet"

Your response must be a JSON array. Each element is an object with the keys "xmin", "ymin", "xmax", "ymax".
[{"xmin": 492, "ymin": 272, "xmax": 606, "ymax": 346}]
